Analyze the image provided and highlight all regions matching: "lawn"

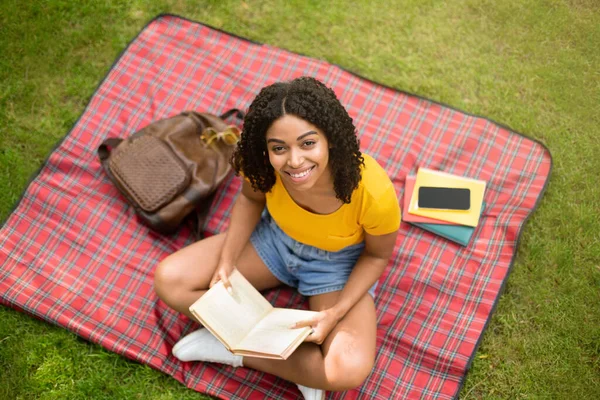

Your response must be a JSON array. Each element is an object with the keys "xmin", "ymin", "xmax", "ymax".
[{"xmin": 1, "ymin": 0, "xmax": 599, "ymax": 399}]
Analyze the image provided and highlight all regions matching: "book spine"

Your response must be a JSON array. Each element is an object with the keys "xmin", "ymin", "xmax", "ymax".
[{"xmin": 408, "ymin": 222, "xmax": 469, "ymax": 246}]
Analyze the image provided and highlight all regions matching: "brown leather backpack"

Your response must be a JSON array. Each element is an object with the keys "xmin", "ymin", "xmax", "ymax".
[{"xmin": 97, "ymin": 109, "xmax": 243, "ymax": 236}]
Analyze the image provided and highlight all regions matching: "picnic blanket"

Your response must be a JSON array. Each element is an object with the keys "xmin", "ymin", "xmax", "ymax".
[{"xmin": 0, "ymin": 14, "xmax": 552, "ymax": 399}]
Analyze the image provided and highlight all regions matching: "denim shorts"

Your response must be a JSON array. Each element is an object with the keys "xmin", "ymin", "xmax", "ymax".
[{"xmin": 250, "ymin": 212, "xmax": 377, "ymax": 297}]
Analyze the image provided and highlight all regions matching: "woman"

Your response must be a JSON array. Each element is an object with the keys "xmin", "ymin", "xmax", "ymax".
[{"xmin": 154, "ymin": 77, "xmax": 400, "ymax": 399}]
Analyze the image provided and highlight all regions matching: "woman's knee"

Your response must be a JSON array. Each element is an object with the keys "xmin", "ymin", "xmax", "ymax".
[
  {"xmin": 326, "ymin": 350, "xmax": 375, "ymax": 391},
  {"xmin": 154, "ymin": 236, "xmax": 225, "ymax": 302},
  {"xmin": 153, "ymin": 256, "xmax": 185, "ymax": 300}
]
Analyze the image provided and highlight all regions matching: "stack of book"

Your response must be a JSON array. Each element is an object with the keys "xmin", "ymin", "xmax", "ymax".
[{"xmin": 403, "ymin": 168, "xmax": 487, "ymax": 246}]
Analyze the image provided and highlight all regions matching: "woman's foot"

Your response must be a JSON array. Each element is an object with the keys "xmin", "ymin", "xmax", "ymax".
[
  {"xmin": 173, "ymin": 329, "xmax": 324, "ymax": 398},
  {"xmin": 297, "ymin": 384, "xmax": 325, "ymax": 400},
  {"xmin": 172, "ymin": 328, "xmax": 243, "ymax": 367}
]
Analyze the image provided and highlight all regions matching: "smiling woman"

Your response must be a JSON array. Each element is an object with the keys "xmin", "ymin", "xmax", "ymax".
[{"xmin": 153, "ymin": 76, "xmax": 401, "ymax": 398}]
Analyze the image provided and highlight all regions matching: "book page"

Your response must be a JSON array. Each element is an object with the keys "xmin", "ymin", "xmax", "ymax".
[
  {"xmin": 235, "ymin": 308, "xmax": 318, "ymax": 357},
  {"xmin": 422, "ymin": 167, "xmax": 487, "ymax": 183},
  {"xmin": 189, "ymin": 269, "xmax": 273, "ymax": 348}
]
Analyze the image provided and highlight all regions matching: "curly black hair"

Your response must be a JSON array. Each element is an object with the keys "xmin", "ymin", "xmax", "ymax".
[{"xmin": 231, "ymin": 76, "xmax": 364, "ymax": 203}]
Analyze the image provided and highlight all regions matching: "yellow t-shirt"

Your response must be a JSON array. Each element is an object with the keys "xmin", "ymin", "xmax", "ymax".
[{"xmin": 265, "ymin": 154, "xmax": 401, "ymax": 252}]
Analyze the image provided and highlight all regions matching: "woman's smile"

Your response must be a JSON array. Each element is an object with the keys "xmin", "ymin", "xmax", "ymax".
[{"xmin": 285, "ymin": 165, "xmax": 316, "ymax": 182}]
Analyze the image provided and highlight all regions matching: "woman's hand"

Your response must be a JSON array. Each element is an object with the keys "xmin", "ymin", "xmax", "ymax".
[
  {"xmin": 209, "ymin": 262, "xmax": 235, "ymax": 293},
  {"xmin": 292, "ymin": 308, "xmax": 343, "ymax": 345}
]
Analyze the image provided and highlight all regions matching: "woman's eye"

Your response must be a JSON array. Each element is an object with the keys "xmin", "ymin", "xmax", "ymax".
[
  {"xmin": 272, "ymin": 146, "xmax": 285, "ymax": 153},
  {"xmin": 303, "ymin": 140, "xmax": 316, "ymax": 147}
]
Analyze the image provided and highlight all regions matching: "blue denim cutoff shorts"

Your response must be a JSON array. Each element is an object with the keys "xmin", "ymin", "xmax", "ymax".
[{"xmin": 250, "ymin": 211, "xmax": 377, "ymax": 297}]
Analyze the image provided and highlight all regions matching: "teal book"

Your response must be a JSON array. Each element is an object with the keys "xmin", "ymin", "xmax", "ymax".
[{"xmin": 408, "ymin": 203, "xmax": 486, "ymax": 246}]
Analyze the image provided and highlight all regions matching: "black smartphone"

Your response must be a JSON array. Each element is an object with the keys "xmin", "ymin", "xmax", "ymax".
[{"xmin": 418, "ymin": 186, "xmax": 471, "ymax": 210}]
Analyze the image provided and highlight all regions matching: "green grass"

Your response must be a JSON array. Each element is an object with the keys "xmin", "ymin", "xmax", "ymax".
[{"xmin": 1, "ymin": 0, "xmax": 599, "ymax": 398}]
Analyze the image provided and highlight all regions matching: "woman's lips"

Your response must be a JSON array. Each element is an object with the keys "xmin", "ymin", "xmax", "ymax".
[{"xmin": 285, "ymin": 166, "xmax": 315, "ymax": 183}]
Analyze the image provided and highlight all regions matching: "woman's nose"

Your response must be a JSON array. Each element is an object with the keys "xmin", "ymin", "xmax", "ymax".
[{"xmin": 287, "ymin": 149, "xmax": 304, "ymax": 168}]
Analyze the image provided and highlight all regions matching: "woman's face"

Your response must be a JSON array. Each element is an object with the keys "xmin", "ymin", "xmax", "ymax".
[{"xmin": 265, "ymin": 114, "xmax": 331, "ymax": 192}]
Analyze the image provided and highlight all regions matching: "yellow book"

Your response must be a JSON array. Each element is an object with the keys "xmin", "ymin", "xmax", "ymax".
[
  {"xmin": 408, "ymin": 168, "xmax": 486, "ymax": 227},
  {"xmin": 189, "ymin": 269, "xmax": 317, "ymax": 360}
]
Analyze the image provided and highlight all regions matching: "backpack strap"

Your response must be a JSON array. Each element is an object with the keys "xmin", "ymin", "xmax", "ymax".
[
  {"xmin": 189, "ymin": 108, "xmax": 243, "ymax": 240},
  {"xmin": 190, "ymin": 191, "xmax": 217, "ymax": 241},
  {"xmin": 97, "ymin": 138, "xmax": 123, "ymax": 162},
  {"xmin": 97, "ymin": 138, "xmax": 124, "ymax": 185},
  {"xmin": 219, "ymin": 108, "xmax": 245, "ymax": 121}
]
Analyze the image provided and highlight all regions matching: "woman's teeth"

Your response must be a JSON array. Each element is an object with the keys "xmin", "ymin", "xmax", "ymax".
[{"xmin": 289, "ymin": 167, "xmax": 312, "ymax": 178}]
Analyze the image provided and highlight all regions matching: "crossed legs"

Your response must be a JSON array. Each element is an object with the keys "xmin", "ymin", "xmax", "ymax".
[
  {"xmin": 243, "ymin": 291, "xmax": 377, "ymax": 391},
  {"xmin": 153, "ymin": 234, "xmax": 377, "ymax": 391}
]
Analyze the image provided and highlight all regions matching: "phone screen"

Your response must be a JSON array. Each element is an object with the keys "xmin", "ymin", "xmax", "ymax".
[{"xmin": 418, "ymin": 187, "xmax": 471, "ymax": 210}]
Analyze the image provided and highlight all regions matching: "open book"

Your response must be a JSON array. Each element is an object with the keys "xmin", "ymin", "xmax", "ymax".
[{"xmin": 189, "ymin": 269, "xmax": 318, "ymax": 360}]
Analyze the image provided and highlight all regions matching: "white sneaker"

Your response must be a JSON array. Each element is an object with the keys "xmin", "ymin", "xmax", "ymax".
[
  {"xmin": 297, "ymin": 384, "xmax": 325, "ymax": 400},
  {"xmin": 172, "ymin": 328, "xmax": 243, "ymax": 367}
]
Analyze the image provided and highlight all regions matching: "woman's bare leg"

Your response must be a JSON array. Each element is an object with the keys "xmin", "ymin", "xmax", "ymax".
[
  {"xmin": 153, "ymin": 233, "xmax": 282, "ymax": 319},
  {"xmin": 243, "ymin": 291, "xmax": 377, "ymax": 391},
  {"xmin": 155, "ymin": 235, "xmax": 377, "ymax": 391}
]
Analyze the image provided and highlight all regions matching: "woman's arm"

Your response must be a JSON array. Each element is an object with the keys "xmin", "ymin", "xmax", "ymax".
[
  {"xmin": 210, "ymin": 179, "xmax": 266, "ymax": 290},
  {"xmin": 295, "ymin": 230, "xmax": 398, "ymax": 344},
  {"xmin": 330, "ymin": 230, "xmax": 397, "ymax": 319}
]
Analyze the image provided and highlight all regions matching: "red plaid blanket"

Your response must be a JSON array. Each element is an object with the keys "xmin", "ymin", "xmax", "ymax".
[{"xmin": 0, "ymin": 14, "xmax": 551, "ymax": 399}]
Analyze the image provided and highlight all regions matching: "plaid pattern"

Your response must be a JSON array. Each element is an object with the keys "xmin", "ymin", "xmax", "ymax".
[{"xmin": 0, "ymin": 14, "xmax": 551, "ymax": 400}]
